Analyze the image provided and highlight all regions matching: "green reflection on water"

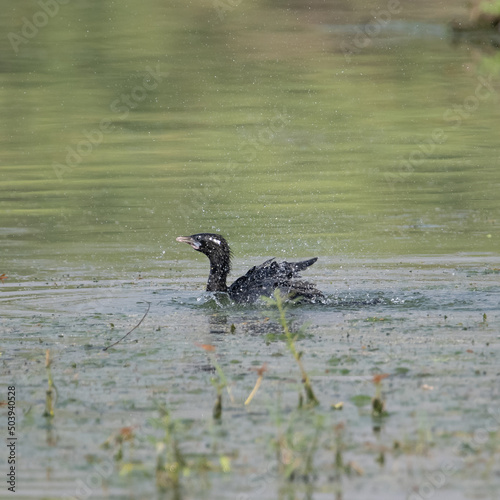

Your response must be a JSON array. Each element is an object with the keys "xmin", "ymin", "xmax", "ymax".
[{"xmin": 0, "ymin": 1, "xmax": 499, "ymax": 274}]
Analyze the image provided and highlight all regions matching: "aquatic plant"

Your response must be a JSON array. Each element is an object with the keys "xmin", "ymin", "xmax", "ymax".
[
  {"xmin": 152, "ymin": 404, "xmax": 188, "ymax": 495},
  {"xmin": 43, "ymin": 349, "xmax": 57, "ymax": 418},
  {"xmin": 333, "ymin": 422, "xmax": 345, "ymax": 476},
  {"xmin": 102, "ymin": 425, "xmax": 136, "ymax": 462},
  {"xmin": 371, "ymin": 373, "xmax": 389, "ymax": 419},
  {"xmin": 244, "ymin": 363, "xmax": 268, "ymax": 406},
  {"xmin": 195, "ymin": 343, "xmax": 232, "ymax": 420},
  {"xmin": 273, "ymin": 409, "xmax": 325, "ymax": 482},
  {"xmin": 150, "ymin": 403, "xmax": 232, "ymax": 496},
  {"xmin": 263, "ymin": 290, "xmax": 319, "ymax": 408},
  {"xmin": 371, "ymin": 373, "xmax": 389, "ymax": 438},
  {"xmin": 330, "ymin": 422, "xmax": 355, "ymax": 496}
]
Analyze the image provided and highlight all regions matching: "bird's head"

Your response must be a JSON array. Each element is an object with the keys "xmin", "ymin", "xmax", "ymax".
[{"xmin": 176, "ymin": 233, "xmax": 231, "ymax": 270}]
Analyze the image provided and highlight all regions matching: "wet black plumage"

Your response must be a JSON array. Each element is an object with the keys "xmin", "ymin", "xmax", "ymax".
[{"xmin": 176, "ymin": 233, "xmax": 323, "ymax": 303}]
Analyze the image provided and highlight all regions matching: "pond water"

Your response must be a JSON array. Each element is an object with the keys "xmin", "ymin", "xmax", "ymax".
[{"xmin": 1, "ymin": 1, "xmax": 499, "ymax": 499}]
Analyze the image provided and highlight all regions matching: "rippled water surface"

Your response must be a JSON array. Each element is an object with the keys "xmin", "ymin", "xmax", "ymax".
[{"xmin": 1, "ymin": 0, "xmax": 500, "ymax": 499}]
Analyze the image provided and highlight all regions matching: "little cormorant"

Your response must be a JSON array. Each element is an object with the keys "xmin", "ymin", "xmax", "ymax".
[{"xmin": 176, "ymin": 233, "xmax": 323, "ymax": 303}]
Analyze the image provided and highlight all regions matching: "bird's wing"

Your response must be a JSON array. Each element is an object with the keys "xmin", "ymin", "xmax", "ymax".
[{"xmin": 228, "ymin": 257, "xmax": 322, "ymax": 303}]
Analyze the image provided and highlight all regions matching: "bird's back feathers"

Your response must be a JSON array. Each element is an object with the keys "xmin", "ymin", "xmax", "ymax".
[{"xmin": 228, "ymin": 257, "xmax": 323, "ymax": 303}]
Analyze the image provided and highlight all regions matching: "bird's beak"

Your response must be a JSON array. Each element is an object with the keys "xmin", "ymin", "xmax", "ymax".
[{"xmin": 176, "ymin": 236, "xmax": 201, "ymax": 250}]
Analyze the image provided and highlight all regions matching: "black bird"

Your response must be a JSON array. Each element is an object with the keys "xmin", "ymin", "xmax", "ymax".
[{"xmin": 176, "ymin": 233, "xmax": 323, "ymax": 303}]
